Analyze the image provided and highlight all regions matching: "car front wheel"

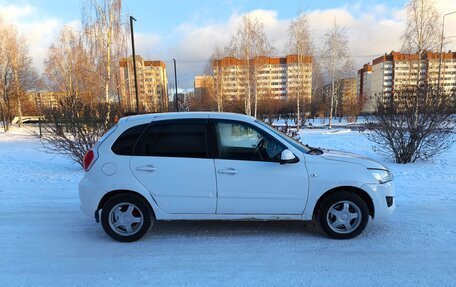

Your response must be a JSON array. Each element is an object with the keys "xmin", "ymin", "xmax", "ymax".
[
  {"xmin": 317, "ymin": 191, "xmax": 369, "ymax": 239},
  {"xmin": 100, "ymin": 194, "xmax": 154, "ymax": 242}
]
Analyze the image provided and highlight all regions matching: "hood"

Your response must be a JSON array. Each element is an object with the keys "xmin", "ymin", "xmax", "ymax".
[{"xmin": 320, "ymin": 149, "xmax": 388, "ymax": 170}]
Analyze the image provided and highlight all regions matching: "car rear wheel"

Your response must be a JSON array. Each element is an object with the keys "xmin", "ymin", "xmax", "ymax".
[
  {"xmin": 317, "ymin": 191, "xmax": 369, "ymax": 239},
  {"xmin": 101, "ymin": 194, "xmax": 154, "ymax": 242}
]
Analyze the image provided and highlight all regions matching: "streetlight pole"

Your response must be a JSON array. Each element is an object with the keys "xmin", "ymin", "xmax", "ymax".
[
  {"xmin": 130, "ymin": 16, "xmax": 139, "ymax": 114},
  {"xmin": 438, "ymin": 11, "xmax": 456, "ymax": 90},
  {"xmin": 173, "ymin": 59, "xmax": 178, "ymax": 112}
]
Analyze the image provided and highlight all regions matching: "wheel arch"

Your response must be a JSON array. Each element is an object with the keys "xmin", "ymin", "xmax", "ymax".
[
  {"xmin": 312, "ymin": 186, "xmax": 375, "ymax": 219},
  {"xmin": 97, "ymin": 190, "xmax": 156, "ymax": 220}
]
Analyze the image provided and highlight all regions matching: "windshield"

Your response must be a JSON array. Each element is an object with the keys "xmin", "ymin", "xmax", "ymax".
[{"xmin": 255, "ymin": 120, "xmax": 310, "ymax": 154}]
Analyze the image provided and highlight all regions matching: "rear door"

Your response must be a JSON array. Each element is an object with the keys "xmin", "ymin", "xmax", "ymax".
[{"xmin": 130, "ymin": 119, "xmax": 217, "ymax": 214}]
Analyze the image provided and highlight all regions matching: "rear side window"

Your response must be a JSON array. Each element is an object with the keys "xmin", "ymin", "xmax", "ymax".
[
  {"xmin": 111, "ymin": 124, "xmax": 148, "ymax": 155},
  {"xmin": 140, "ymin": 121, "xmax": 209, "ymax": 158}
]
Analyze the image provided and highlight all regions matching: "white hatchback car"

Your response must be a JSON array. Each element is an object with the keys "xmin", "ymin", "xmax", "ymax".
[{"xmin": 79, "ymin": 112, "xmax": 395, "ymax": 242}]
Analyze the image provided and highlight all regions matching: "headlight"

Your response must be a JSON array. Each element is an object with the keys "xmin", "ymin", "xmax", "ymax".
[{"xmin": 368, "ymin": 169, "xmax": 393, "ymax": 184}]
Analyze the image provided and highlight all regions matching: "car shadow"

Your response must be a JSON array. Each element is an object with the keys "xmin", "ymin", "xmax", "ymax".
[{"xmin": 144, "ymin": 220, "xmax": 323, "ymax": 239}]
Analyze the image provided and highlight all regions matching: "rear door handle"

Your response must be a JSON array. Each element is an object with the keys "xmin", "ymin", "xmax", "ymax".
[
  {"xmin": 218, "ymin": 168, "xmax": 239, "ymax": 175},
  {"xmin": 135, "ymin": 165, "xmax": 158, "ymax": 172}
]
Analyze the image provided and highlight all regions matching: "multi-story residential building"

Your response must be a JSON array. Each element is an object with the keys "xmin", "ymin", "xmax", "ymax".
[
  {"xmin": 356, "ymin": 64, "xmax": 373, "ymax": 112},
  {"xmin": 315, "ymin": 78, "xmax": 357, "ymax": 116},
  {"xmin": 31, "ymin": 92, "xmax": 62, "ymax": 109},
  {"xmin": 194, "ymin": 75, "xmax": 215, "ymax": 100},
  {"xmin": 119, "ymin": 55, "xmax": 168, "ymax": 113},
  {"xmin": 211, "ymin": 55, "xmax": 312, "ymax": 103},
  {"xmin": 192, "ymin": 75, "xmax": 216, "ymax": 110},
  {"xmin": 358, "ymin": 51, "xmax": 456, "ymax": 112}
]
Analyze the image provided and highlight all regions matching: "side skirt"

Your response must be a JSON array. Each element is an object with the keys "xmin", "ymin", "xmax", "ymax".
[{"xmin": 154, "ymin": 213, "xmax": 305, "ymax": 221}]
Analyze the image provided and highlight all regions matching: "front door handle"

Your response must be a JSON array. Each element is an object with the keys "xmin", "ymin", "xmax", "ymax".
[
  {"xmin": 218, "ymin": 168, "xmax": 239, "ymax": 175},
  {"xmin": 135, "ymin": 165, "xmax": 158, "ymax": 172}
]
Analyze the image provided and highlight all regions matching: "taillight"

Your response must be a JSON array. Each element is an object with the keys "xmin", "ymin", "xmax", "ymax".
[{"xmin": 83, "ymin": 149, "xmax": 96, "ymax": 171}]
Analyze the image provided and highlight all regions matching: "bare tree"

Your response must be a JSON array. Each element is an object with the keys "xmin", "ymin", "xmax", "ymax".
[
  {"xmin": 41, "ymin": 96, "xmax": 120, "ymax": 166},
  {"xmin": 258, "ymin": 95, "xmax": 285, "ymax": 125},
  {"xmin": 364, "ymin": 1, "xmax": 453, "ymax": 164},
  {"xmin": 288, "ymin": 13, "xmax": 313, "ymax": 126},
  {"xmin": 364, "ymin": 86, "xmax": 455, "ymax": 163},
  {"xmin": 44, "ymin": 26, "xmax": 98, "ymax": 104},
  {"xmin": 0, "ymin": 20, "xmax": 14, "ymax": 131},
  {"xmin": 0, "ymin": 18, "xmax": 35, "ymax": 131},
  {"xmin": 82, "ymin": 0, "xmax": 128, "ymax": 120},
  {"xmin": 320, "ymin": 20, "xmax": 353, "ymax": 128},
  {"xmin": 401, "ymin": 0, "xmax": 441, "ymax": 126},
  {"xmin": 343, "ymin": 94, "xmax": 366, "ymax": 122},
  {"xmin": 225, "ymin": 15, "xmax": 274, "ymax": 116},
  {"xmin": 207, "ymin": 45, "xmax": 224, "ymax": 112},
  {"xmin": 402, "ymin": 0, "xmax": 440, "ymax": 59},
  {"xmin": 40, "ymin": 10, "xmax": 124, "ymax": 166}
]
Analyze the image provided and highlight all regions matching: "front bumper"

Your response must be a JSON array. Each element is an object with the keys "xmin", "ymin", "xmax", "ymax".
[{"xmin": 362, "ymin": 181, "xmax": 396, "ymax": 219}]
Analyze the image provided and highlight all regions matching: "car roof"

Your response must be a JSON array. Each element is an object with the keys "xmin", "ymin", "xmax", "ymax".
[{"xmin": 119, "ymin": 112, "xmax": 257, "ymax": 125}]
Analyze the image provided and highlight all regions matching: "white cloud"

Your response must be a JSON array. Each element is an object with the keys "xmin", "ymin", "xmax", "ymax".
[
  {"xmin": 158, "ymin": 1, "xmax": 456, "ymax": 88},
  {"xmin": 0, "ymin": 4, "xmax": 73, "ymax": 73},
  {"xmin": 0, "ymin": 4, "xmax": 34, "ymax": 21},
  {"xmin": 155, "ymin": 6, "xmax": 405, "ymax": 88}
]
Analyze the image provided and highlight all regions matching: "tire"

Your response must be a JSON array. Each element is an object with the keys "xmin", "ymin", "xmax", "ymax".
[
  {"xmin": 316, "ymin": 191, "xmax": 369, "ymax": 239},
  {"xmin": 100, "ymin": 194, "xmax": 154, "ymax": 242}
]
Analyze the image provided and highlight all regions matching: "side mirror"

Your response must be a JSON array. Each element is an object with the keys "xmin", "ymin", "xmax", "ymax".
[{"xmin": 280, "ymin": 149, "xmax": 299, "ymax": 164}]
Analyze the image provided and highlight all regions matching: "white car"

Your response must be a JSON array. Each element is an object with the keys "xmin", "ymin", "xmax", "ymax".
[{"xmin": 79, "ymin": 112, "xmax": 395, "ymax": 242}]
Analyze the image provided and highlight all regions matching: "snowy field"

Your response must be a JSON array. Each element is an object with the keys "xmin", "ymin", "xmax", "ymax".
[{"xmin": 1, "ymin": 125, "xmax": 455, "ymax": 287}]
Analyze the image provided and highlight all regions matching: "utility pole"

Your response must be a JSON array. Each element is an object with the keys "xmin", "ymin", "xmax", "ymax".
[
  {"xmin": 173, "ymin": 59, "xmax": 178, "ymax": 112},
  {"xmin": 130, "ymin": 16, "xmax": 139, "ymax": 114}
]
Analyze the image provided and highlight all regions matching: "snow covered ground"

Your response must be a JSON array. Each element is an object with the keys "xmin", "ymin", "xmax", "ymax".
[{"xmin": 1, "ymin": 125, "xmax": 455, "ymax": 287}]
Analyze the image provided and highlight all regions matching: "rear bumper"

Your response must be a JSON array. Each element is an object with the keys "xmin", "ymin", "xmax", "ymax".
[
  {"xmin": 78, "ymin": 176, "xmax": 101, "ymax": 218},
  {"xmin": 362, "ymin": 181, "xmax": 396, "ymax": 219}
]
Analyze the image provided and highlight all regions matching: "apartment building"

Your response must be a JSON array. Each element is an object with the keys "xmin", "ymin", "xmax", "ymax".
[
  {"xmin": 194, "ymin": 75, "xmax": 215, "ymax": 100},
  {"xmin": 30, "ymin": 92, "xmax": 62, "ymax": 109},
  {"xmin": 316, "ymin": 78, "xmax": 357, "ymax": 116},
  {"xmin": 356, "ymin": 64, "xmax": 373, "ymax": 112},
  {"xmin": 119, "ymin": 55, "xmax": 168, "ymax": 113},
  {"xmin": 358, "ymin": 51, "xmax": 456, "ymax": 112},
  {"xmin": 211, "ymin": 55, "xmax": 312, "ymax": 102}
]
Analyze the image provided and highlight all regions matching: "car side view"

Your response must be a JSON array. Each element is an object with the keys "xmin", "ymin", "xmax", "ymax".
[{"xmin": 79, "ymin": 112, "xmax": 395, "ymax": 242}]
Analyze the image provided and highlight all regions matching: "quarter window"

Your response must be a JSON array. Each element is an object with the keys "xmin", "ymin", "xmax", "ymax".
[{"xmin": 111, "ymin": 124, "xmax": 148, "ymax": 155}]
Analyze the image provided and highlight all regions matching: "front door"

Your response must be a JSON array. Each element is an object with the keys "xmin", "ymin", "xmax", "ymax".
[
  {"xmin": 130, "ymin": 119, "xmax": 216, "ymax": 214},
  {"xmin": 213, "ymin": 120, "xmax": 308, "ymax": 214}
]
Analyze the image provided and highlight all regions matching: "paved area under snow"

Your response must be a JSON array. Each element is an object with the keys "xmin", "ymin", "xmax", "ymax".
[{"xmin": 0, "ymin": 126, "xmax": 455, "ymax": 286}]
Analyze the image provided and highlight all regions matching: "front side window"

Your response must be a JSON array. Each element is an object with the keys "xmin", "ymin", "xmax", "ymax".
[
  {"xmin": 215, "ymin": 121, "xmax": 284, "ymax": 162},
  {"xmin": 140, "ymin": 120, "xmax": 209, "ymax": 158}
]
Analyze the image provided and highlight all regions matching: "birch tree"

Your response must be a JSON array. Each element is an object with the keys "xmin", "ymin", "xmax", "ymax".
[
  {"xmin": 225, "ymin": 15, "xmax": 273, "ymax": 116},
  {"xmin": 0, "ymin": 18, "xmax": 35, "ymax": 131},
  {"xmin": 320, "ymin": 20, "xmax": 352, "ymax": 129},
  {"xmin": 82, "ymin": 0, "xmax": 127, "ymax": 118},
  {"xmin": 208, "ymin": 45, "xmax": 225, "ymax": 112},
  {"xmin": 288, "ymin": 13, "xmax": 313, "ymax": 126},
  {"xmin": 402, "ymin": 0, "xmax": 440, "ymax": 67},
  {"xmin": 401, "ymin": 0, "xmax": 440, "ymax": 126},
  {"xmin": 44, "ymin": 26, "xmax": 97, "ymax": 103},
  {"xmin": 0, "ymin": 25, "xmax": 14, "ymax": 131}
]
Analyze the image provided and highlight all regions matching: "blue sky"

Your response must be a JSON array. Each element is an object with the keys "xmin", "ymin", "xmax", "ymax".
[
  {"xmin": 9, "ymin": 0, "xmax": 407, "ymax": 37},
  {"xmin": 1, "ymin": 0, "xmax": 456, "ymax": 88}
]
